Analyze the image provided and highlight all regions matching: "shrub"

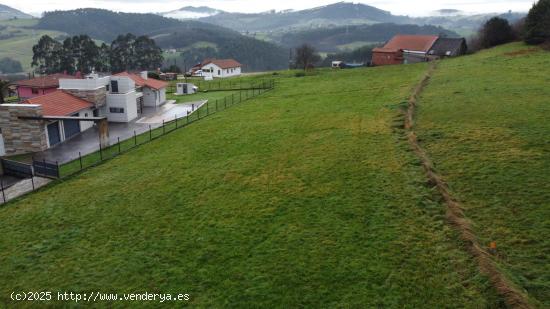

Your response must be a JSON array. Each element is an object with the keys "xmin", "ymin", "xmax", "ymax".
[
  {"xmin": 479, "ymin": 17, "xmax": 515, "ymax": 48},
  {"xmin": 295, "ymin": 71, "xmax": 306, "ymax": 77}
]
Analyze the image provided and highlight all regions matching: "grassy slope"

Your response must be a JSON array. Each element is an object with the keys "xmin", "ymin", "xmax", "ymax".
[
  {"xmin": 0, "ymin": 19, "xmax": 64, "ymax": 72},
  {"xmin": 0, "ymin": 67, "xmax": 499, "ymax": 307},
  {"xmin": 416, "ymin": 43, "xmax": 550, "ymax": 306}
]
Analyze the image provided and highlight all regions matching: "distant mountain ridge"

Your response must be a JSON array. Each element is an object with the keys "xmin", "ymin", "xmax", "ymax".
[
  {"xmin": 279, "ymin": 23, "xmax": 459, "ymax": 52},
  {"xmin": 0, "ymin": 4, "xmax": 33, "ymax": 20},
  {"xmin": 34, "ymin": 8, "xmax": 288, "ymax": 71},
  {"xmin": 193, "ymin": 2, "xmax": 525, "ymax": 34}
]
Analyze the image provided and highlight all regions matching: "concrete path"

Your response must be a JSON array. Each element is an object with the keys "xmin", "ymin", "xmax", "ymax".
[
  {"xmin": 34, "ymin": 100, "xmax": 206, "ymax": 163},
  {"xmin": 0, "ymin": 177, "xmax": 52, "ymax": 205}
]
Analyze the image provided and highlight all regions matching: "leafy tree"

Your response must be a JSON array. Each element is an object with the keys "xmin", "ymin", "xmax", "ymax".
[
  {"xmin": 0, "ymin": 57, "xmax": 23, "ymax": 73},
  {"xmin": 110, "ymin": 33, "xmax": 136, "ymax": 73},
  {"xmin": 294, "ymin": 44, "xmax": 321, "ymax": 70},
  {"xmin": 133, "ymin": 35, "xmax": 163, "ymax": 71},
  {"xmin": 524, "ymin": 0, "xmax": 550, "ymax": 45},
  {"xmin": 163, "ymin": 64, "xmax": 181, "ymax": 73},
  {"xmin": 479, "ymin": 17, "xmax": 515, "ymax": 48},
  {"xmin": 0, "ymin": 79, "xmax": 9, "ymax": 103},
  {"xmin": 31, "ymin": 35, "xmax": 63, "ymax": 74},
  {"xmin": 95, "ymin": 43, "xmax": 111, "ymax": 72}
]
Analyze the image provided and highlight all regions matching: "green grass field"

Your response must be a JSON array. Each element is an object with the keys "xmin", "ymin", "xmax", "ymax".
[
  {"xmin": 0, "ymin": 19, "xmax": 65, "ymax": 72},
  {"xmin": 0, "ymin": 64, "xmax": 502, "ymax": 307},
  {"xmin": 416, "ymin": 43, "xmax": 550, "ymax": 307},
  {"xmin": 0, "ymin": 43, "xmax": 548, "ymax": 307}
]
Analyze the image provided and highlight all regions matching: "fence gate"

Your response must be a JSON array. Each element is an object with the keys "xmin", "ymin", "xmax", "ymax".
[
  {"xmin": 1, "ymin": 159, "xmax": 33, "ymax": 178},
  {"xmin": 32, "ymin": 160, "xmax": 59, "ymax": 179}
]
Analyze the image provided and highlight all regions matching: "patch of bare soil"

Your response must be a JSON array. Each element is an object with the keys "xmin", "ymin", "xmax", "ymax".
[{"xmin": 403, "ymin": 62, "xmax": 533, "ymax": 309}]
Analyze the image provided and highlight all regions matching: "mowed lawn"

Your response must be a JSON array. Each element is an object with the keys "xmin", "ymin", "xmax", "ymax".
[
  {"xmin": 0, "ymin": 66, "xmax": 500, "ymax": 307},
  {"xmin": 416, "ymin": 43, "xmax": 550, "ymax": 307}
]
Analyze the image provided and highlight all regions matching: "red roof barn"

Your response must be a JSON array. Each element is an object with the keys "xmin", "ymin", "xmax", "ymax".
[{"xmin": 372, "ymin": 35, "xmax": 439, "ymax": 66}]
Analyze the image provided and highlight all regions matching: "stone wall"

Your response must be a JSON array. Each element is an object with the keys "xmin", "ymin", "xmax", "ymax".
[
  {"xmin": 0, "ymin": 104, "xmax": 48, "ymax": 155},
  {"xmin": 63, "ymin": 88, "xmax": 107, "ymax": 108}
]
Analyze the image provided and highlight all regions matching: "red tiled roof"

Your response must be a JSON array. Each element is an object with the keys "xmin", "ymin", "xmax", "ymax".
[
  {"xmin": 382, "ymin": 35, "xmax": 439, "ymax": 53},
  {"xmin": 202, "ymin": 59, "xmax": 242, "ymax": 69},
  {"xmin": 14, "ymin": 73, "xmax": 79, "ymax": 89},
  {"xmin": 372, "ymin": 47, "xmax": 400, "ymax": 53},
  {"xmin": 24, "ymin": 90, "xmax": 93, "ymax": 116},
  {"xmin": 114, "ymin": 72, "xmax": 168, "ymax": 90}
]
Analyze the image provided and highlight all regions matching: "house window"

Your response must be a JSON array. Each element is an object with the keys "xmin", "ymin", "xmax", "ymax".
[
  {"xmin": 109, "ymin": 107, "xmax": 124, "ymax": 113},
  {"xmin": 106, "ymin": 84, "xmax": 110, "ymax": 92},
  {"xmin": 218, "ymin": 70, "xmax": 221, "ymax": 75},
  {"xmin": 84, "ymin": 113, "xmax": 88, "ymax": 117},
  {"xmin": 110, "ymin": 80, "xmax": 119, "ymax": 93},
  {"xmin": 31, "ymin": 88, "xmax": 39, "ymax": 94}
]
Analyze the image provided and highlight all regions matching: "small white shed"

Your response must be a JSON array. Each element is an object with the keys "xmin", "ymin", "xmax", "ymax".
[{"xmin": 176, "ymin": 83, "xmax": 198, "ymax": 95}]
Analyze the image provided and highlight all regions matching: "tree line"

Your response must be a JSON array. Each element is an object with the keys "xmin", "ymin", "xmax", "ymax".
[
  {"xmin": 471, "ymin": 0, "xmax": 550, "ymax": 50},
  {"xmin": 32, "ymin": 33, "xmax": 163, "ymax": 75}
]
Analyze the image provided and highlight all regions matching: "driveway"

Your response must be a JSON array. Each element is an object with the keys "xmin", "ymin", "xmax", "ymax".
[{"xmin": 35, "ymin": 100, "xmax": 206, "ymax": 163}]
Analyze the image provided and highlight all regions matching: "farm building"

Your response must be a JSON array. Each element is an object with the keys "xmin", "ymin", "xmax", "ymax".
[
  {"xmin": 14, "ymin": 73, "xmax": 80, "ymax": 100},
  {"xmin": 428, "ymin": 38, "xmax": 468, "ymax": 58},
  {"xmin": 372, "ymin": 35, "xmax": 439, "ymax": 66}
]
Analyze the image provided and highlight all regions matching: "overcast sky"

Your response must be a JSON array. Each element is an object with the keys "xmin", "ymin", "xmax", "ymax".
[{"xmin": 1, "ymin": 0, "xmax": 534, "ymax": 17}]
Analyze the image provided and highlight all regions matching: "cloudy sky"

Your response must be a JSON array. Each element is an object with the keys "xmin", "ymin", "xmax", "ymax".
[{"xmin": 1, "ymin": 0, "xmax": 534, "ymax": 17}]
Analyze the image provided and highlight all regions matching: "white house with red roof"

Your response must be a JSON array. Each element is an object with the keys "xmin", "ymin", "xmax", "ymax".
[
  {"xmin": 115, "ymin": 71, "xmax": 168, "ymax": 107},
  {"xmin": 200, "ymin": 59, "xmax": 242, "ymax": 78}
]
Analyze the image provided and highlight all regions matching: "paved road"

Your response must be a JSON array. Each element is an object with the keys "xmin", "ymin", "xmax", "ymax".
[{"xmin": 34, "ymin": 100, "xmax": 206, "ymax": 163}]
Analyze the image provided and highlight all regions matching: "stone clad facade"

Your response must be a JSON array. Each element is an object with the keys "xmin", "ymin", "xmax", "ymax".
[
  {"xmin": 63, "ymin": 88, "xmax": 107, "ymax": 109},
  {"xmin": 0, "ymin": 104, "xmax": 48, "ymax": 155}
]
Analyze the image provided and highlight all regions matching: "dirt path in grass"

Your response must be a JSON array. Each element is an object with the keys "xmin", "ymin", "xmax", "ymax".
[{"xmin": 404, "ymin": 62, "xmax": 532, "ymax": 309}]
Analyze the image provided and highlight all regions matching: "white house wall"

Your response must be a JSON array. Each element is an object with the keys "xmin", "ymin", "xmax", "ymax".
[
  {"xmin": 201, "ymin": 64, "xmax": 241, "ymax": 78},
  {"xmin": 142, "ymin": 87, "xmax": 166, "ymax": 107},
  {"xmin": 106, "ymin": 92, "xmax": 138, "ymax": 122},
  {"xmin": 78, "ymin": 108, "xmax": 95, "ymax": 131}
]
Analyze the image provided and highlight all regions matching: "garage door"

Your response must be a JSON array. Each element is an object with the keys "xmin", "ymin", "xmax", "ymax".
[
  {"xmin": 47, "ymin": 122, "xmax": 61, "ymax": 146},
  {"xmin": 63, "ymin": 119, "xmax": 81, "ymax": 139}
]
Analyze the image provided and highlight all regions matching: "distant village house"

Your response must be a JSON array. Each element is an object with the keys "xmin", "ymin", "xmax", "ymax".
[{"xmin": 372, "ymin": 35, "xmax": 467, "ymax": 66}]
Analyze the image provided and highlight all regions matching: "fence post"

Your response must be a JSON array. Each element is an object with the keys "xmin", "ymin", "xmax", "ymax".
[
  {"xmin": 1, "ymin": 179, "xmax": 5, "ymax": 203},
  {"xmin": 117, "ymin": 137, "xmax": 121, "ymax": 154},
  {"xmin": 79, "ymin": 152, "xmax": 83, "ymax": 170},
  {"xmin": 56, "ymin": 161, "xmax": 60, "ymax": 178},
  {"xmin": 207, "ymin": 101, "xmax": 209, "ymax": 115},
  {"xmin": 99, "ymin": 142, "xmax": 103, "ymax": 161},
  {"xmin": 216, "ymin": 99, "xmax": 218, "ymax": 111},
  {"xmin": 134, "ymin": 130, "xmax": 137, "ymax": 146},
  {"xmin": 187, "ymin": 111, "xmax": 189, "ymax": 124},
  {"xmin": 175, "ymin": 115, "xmax": 178, "ymax": 129},
  {"xmin": 163, "ymin": 120, "xmax": 165, "ymax": 135},
  {"xmin": 149, "ymin": 125, "xmax": 152, "ymax": 140},
  {"xmin": 232, "ymin": 94, "xmax": 234, "ymax": 105},
  {"xmin": 240, "ymin": 91, "xmax": 242, "ymax": 102},
  {"xmin": 224, "ymin": 96, "xmax": 227, "ymax": 108},
  {"xmin": 31, "ymin": 176, "xmax": 35, "ymax": 191}
]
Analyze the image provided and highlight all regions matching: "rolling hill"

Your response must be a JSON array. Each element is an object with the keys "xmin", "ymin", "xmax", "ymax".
[
  {"xmin": 278, "ymin": 23, "xmax": 459, "ymax": 52},
  {"xmin": 34, "ymin": 9, "xmax": 289, "ymax": 71},
  {"xmin": 196, "ymin": 2, "xmax": 525, "ymax": 36},
  {"xmin": 0, "ymin": 4, "xmax": 33, "ymax": 20},
  {"xmin": 0, "ymin": 43, "xmax": 548, "ymax": 307}
]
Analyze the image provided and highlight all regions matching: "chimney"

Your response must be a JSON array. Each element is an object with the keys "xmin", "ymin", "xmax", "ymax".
[{"xmin": 140, "ymin": 71, "xmax": 148, "ymax": 80}]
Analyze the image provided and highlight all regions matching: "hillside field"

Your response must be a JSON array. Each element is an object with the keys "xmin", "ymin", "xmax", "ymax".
[
  {"xmin": 0, "ymin": 43, "xmax": 548, "ymax": 307},
  {"xmin": 0, "ymin": 19, "xmax": 65, "ymax": 72},
  {"xmin": 416, "ymin": 43, "xmax": 550, "ymax": 307}
]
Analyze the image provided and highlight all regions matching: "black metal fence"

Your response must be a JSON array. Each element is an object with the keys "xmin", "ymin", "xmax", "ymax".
[
  {"xmin": 61, "ymin": 80, "xmax": 275, "ymax": 176},
  {"xmin": 0, "ymin": 158, "xmax": 59, "ymax": 204},
  {"xmin": 167, "ymin": 78, "xmax": 273, "ymax": 93}
]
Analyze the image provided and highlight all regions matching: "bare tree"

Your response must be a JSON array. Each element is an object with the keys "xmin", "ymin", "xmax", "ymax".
[{"xmin": 294, "ymin": 44, "xmax": 321, "ymax": 71}]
